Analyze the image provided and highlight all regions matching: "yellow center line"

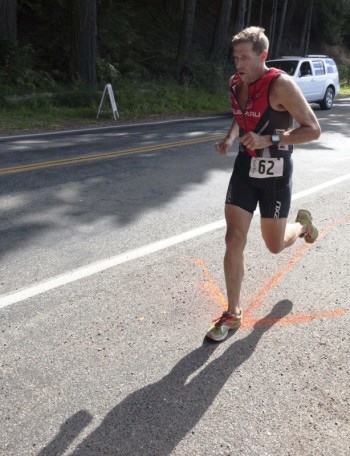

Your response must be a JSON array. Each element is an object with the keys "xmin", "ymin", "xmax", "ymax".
[
  {"xmin": 0, "ymin": 134, "xmax": 221, "ymax": 175},
  {"xmin": 2, "ymin": 111, "xmax": 349, "ymax": 176}
]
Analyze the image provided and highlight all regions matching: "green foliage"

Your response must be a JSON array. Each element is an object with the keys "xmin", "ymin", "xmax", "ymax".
[
  {"xmin": 0, "ymin": 39, "xmax": 59, "ymax": 96},
  {"xmin": 339, "ymin": 62, "xmax": 350, "ymax": 87},
  {"xmin": 318, "ymin": 0, "xmax": 348, "ymax": 45},
  {"xmin": 15, "ymin": 69, "xmax": 58, "ymax": 92},
  {"xmin": 184, "ymin": 61, "xmax": 231, "ymax": 91},
  {"xmin": 117, "ymin": 59, "xmax": 150, "ymax": 79},
  {"xmin": 52, "ymin": 85, "xmax": 101, "ymax": 108},
  {"xmin": 1, "ymin": 0, "xmax": 350, "ymax": 134},
  {"xmin": 96, "ymin": 58, "xmax": 120, "ymax": 84},
  {"xmin": 0, "ymin": 78, "xmax": 231, "ymax": 132},
  {"xmin": 7, "ymin": 0, "xmax": 350, "ymax": 92},
  {"xmin": 0, "ymin": 39, "xmax": 35, "ymax": 78},
  {"xmin": 97, "ymin": 0, "xmax": 179, "ymax": 79},
  {"xmin": 17, "ymin": 0, "xmax": 72, "ymax": 81}
]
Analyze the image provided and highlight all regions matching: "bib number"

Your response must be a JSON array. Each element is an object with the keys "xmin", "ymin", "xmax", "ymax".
[{"xmin": 249, "ymin": 157, "xmax": 284, "ymax": 178}]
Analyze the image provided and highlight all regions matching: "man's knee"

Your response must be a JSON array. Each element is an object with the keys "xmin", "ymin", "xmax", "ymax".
[
  {"xmin": 225, "ymin": 229, "xmax": 247, "ymax": 252},
  {"xmin": 261, "ymin": 217, "xmax": 288, "ymax": 254},
  {"xmin": 265, "ymin": 239, "xmax": 284, "ymax": 254}
]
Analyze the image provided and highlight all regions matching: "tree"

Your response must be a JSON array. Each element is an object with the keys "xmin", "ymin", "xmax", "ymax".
[
  {"xmin": 209, "ymin": 0, "xmax": 233, "ymax": 63},
  {"xmin": 274, "ymin": 0, "xmax": 289, "ymax": 58},
  {"xmin": 258, "ymin": 0, "xmax": 264, "ymax": 26},
  {"xmin": 163, "ymin": 0, "xmax": 183, "ymax": 18},
  {"xmin": 176, "ymin": 0, "xmax": 196, "ymax": 74},
  {"xmin": 72, "ymin": 0, "xmax": 97, "ymax": 87},
  {"xmin": 318, "ymin": 0, "xmax": 346, "ymax": 45},
  {"xmin": 299, "ymin": 0, "xmax": 313, "ymax": 55},
  {"xmin": 0, "ymin": 0, "xmax": 17, "ymax": 41},
  {"xmin": 267, "ymin": 0, "xmax": 278, "ymax": 58},
  {"xmin": 234, "ymin": 0, "xmax": 247, "ymax": 34},
  {"xmin": 245, "ymin": 0, "xmax": 252, "ymax": 27}
]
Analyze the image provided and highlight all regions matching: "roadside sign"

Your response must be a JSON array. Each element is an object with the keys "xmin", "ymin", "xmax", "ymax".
[{"xmin": 97, "ymin": 84, "xmax": 119, "ymax": 119}]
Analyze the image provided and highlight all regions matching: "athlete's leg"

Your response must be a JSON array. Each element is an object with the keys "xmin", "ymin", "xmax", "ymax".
[
  {"xmin": 224, "ymin": 204, "xmax": 253, "ymax": 314},
  {"xmin": 259, "ymin": 154, "xmax": 307, "ymax": 253},
  {"xmin": 261, "ymin": 217, "xmax": 306, "ymax": 254},
  {"xmin": 206, "ymin": 159, "xmax": 256, "ymax": 341}
]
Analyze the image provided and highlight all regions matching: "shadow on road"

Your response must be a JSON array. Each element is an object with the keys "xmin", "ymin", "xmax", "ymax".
[
  {"xmin": 0, "ymin": 119, "xmax": 233, "ymax": 260},
  {"xmin": 39, "ymin": 300, "xmax": 293, "ymax": 456},
  {"xmin": 1, "ymin": 104, "xmax": 349, "ymax": 260},
  {"xmin": 37, "ymin": 411, "xmax": 93, "ymax": 456}
]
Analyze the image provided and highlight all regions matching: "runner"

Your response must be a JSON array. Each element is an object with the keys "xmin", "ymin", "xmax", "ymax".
[{"xmin": 206, "ymin": 26, "xmax": 321, "ymax": 341}]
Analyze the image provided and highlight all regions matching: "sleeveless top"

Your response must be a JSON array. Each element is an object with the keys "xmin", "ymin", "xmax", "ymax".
[{"xmin": 229, "ymin": 68, "xmax": 293, "ymax": 158}]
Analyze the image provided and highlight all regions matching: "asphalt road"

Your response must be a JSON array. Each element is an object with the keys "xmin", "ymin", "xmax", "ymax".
[{"xmin": 1, "ymin": 98, "xmax": 350, "ymax": 456}]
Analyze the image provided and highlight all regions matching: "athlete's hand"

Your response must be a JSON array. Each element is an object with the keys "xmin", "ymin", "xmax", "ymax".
[
  {"xmin": 240, "ymin": 132, "xmax": 269, "ymax": 150},
  {"xmin": 215, "ymin": 137, "xmax": 233, "ymax": 155}
]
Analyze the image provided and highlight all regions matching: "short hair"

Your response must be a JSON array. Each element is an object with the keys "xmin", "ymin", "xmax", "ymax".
[{"xmin": 232, "ymin": 26, "xmax": 269, "ymax": 55}]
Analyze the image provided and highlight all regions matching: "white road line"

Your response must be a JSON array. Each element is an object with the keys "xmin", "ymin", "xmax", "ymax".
[{"xmin": 1, "ymin": 172, "xmax": 350, "ymax": 309}]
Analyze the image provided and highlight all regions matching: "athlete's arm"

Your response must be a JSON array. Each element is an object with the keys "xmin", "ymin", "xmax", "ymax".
[
  {"xmin": 215, "ymin": 120, "xmax": 239, "ymax": 155},
  {"xmin": 240, "ymin": 73, "xmax": 321, "ymax": 150},
  {"xmin": 268, "ymin": 74, "xmax": 321, "ymax": 145}
]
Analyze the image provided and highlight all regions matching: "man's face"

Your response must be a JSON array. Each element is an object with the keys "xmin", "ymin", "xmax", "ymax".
[{"xmin": 233, "ymin": 42, "xmax": 266, "ymax": 83}]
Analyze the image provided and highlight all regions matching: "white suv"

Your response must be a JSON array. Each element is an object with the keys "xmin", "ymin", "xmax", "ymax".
[{"xmin": 266, "ymin": 55, "xmax": 340, "ymax": 110}]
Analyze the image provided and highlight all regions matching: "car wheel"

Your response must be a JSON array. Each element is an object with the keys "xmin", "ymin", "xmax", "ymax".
[{"xmin": 320, "ymin": 87, "xmax": 334, "ymax": 110}]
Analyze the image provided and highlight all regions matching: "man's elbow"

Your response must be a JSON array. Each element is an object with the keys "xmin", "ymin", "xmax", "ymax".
[{"xmin": 312, "ymin": 123, "xmax": 321, "ymax": 140}]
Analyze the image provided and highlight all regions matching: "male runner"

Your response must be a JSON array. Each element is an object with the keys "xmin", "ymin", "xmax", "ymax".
[{"xmin": 206, "ymin": 26, "xmax": 321, "ymax": 341}]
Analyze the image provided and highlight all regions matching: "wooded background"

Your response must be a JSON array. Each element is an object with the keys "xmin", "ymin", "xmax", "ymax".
[{"xmin": 1, "ymin": 0, "xmax": 350, "ymax": 91}]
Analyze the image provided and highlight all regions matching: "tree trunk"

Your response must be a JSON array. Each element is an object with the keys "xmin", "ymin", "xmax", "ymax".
[
  {"xmin": 209, "ymin": 0, "xmax": 233, "ymax": 63},
  {"xmin": 268, "ymin": 0, "xmax": 278, "ymax": 58},
  {"xmin": 234, "ymin": 0, "xmax": 247, "ymax": 34},
  {"xmin": 299, "ymin": 0, "xmax": 313, "ymax": 55},
  {"xmin": 176, "ymin": 0, "xmax": 196, "ymax": 73},
  {"xmin": 0, "ymin": 0, "xmax": 17, "ymax": 41},
  {"xmin": 304, "ymin": 0, "xmax": 313, "ymax": 55},
  {"xmin": 245, "ymin": 0, "xmax": 252, "ymax": 27},
  {"xmin": 274, "ymin": 0, "xmax": 289, "ymax": 58},
  {"xmin": 72, "ymin": 0, "xmax": 97, "ymax": 88},
  {"xmin": 163, "ymin": 0, "xmax": 182, "ymax": 17},
  {"xmin": 284, "ymin": 0, "xmax": 296, "ymax": 34},
  {"xmin": 259, "ymin": 0, "xmax": 264, "ymax": 26}
]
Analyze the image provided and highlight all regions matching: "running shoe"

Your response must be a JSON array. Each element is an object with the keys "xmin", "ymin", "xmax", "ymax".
[
  {"xmin": 206, "ymin": 310, "xmax": 243, "ymax": 342},
  {"xmin": 296, "ymin": 209, "xmax": 318, "ymax": 243}
]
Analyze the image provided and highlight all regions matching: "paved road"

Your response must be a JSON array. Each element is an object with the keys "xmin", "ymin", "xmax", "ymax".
[{"xmin": 1, "ymin": 98, "xmax": 350, "ymax": 455}]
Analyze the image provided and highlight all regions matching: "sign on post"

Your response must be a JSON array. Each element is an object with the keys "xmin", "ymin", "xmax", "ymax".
[{"xmin": 97, "ymin": 83, "xmax": 119, "ymax": 119}]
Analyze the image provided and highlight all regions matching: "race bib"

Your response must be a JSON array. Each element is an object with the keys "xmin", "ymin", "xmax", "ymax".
[{"xmin": 249, "ymin": 157, "xmax": 284, "ymax": 178}]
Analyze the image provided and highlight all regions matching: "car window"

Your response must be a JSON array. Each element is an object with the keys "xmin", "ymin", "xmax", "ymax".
[
  {"xmin": 312, "ymin": 60, "xmax": 325, "ymax": 75},
  {"xmin": 325, "ymin": 59, "xmax": 337, "ymax": 74},
  {"xmin": 266, "ymin": 60, "xmax": 298, "ymax": 76},
  {"xmin": 300, "ymin": 61, "xmax": 312, "ymax": 77}
]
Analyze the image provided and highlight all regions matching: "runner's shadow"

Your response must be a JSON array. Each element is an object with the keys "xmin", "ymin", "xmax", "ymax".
[
  {"xmin": 37, "ymin": 411, "xmax": 93, "ymax": 456},
  {"xmin": 44, "ymin": 300, "xmax": 292, "ymax": 456}
]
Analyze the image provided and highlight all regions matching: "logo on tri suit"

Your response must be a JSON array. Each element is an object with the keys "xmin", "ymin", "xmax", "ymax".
[
  {"xmin": 274, "ymin": 201, "xmax": 282, "ymax": 219},
  {"xmin": 245, "ymin": 99, "xmax": 253, "ymax": 110}
]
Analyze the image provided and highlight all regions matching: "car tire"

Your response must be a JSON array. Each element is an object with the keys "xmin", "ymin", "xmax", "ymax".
[{"xmin": 320, "ymin": 87, "xmax": 334, "ymax": 110}]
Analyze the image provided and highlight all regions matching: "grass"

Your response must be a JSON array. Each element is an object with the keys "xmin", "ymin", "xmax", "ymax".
[
  {"xmin": 0, "ymin": 79, "xmax": 349, "ymax": 135},
  {"xmin": 339, "ymin": 84, "xmax": 350, "ymax": 94},
  {"xmin": 0, "ymin": 80, "xmax": 231, "ymax": 134},
  {"xmin": 0, "ymin": 105, "xmax": 106, "ymax": 134}
]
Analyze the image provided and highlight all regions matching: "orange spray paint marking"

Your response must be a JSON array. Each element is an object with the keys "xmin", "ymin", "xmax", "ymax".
[
  {"xmin": 244, "ymin": 243, "xmax": 309, "ymax": 321},
  {"xmin": 195, "ymin": 216, "xmax": 349, "ymax": 328},
  {"xmin": 194, "ymin": 259, "xmax": 227, "ymax": 309}
]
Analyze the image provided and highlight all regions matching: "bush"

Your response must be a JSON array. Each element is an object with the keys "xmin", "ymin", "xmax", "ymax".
[
  {"xmin": 97, "ymin": 58, "xmax": 120, "ymax": 84},
  {"xmin": 52, "ymin": 87, "xmax": 100, "ymax": 108},
  {"xmin": 177, "ymin": 61, "xmax": 231, "ymax": 91}
]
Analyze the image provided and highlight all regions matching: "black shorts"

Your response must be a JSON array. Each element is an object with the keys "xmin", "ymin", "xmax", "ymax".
[{"xmin": 225, "ymin": 153, "xmax": 293, "ymax": 218}]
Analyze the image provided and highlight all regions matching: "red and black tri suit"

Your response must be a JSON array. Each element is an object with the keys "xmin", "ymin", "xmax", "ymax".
[{"xmin": 226, "ymin": 68, "xmax": 294, "ymax": 218}]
